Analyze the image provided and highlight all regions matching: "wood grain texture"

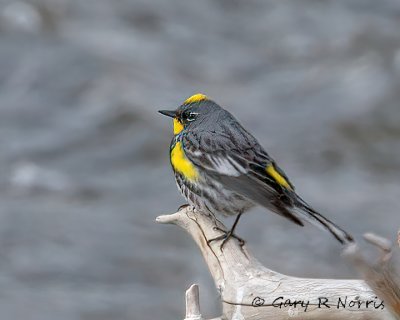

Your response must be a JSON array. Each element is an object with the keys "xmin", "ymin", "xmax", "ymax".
[{"xmin": 157, "ymin": 207, "xmax": 398, "ymax": 320}]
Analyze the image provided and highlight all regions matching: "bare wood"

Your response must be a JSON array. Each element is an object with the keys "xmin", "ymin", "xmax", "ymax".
[
  {"xmin": 156, "ymin": 207, "xmax": 394, "ymax": 319},
  {"xmin": 398, "ymin": 229, "xmax": 400, "ymax": 248},
  {"xmin": 184, "ymin": 284, "xmax": 204, "ymax": 320},
  {"xmin": 344, "ymin": 233, "xmax": 400, "ymax": 319}
]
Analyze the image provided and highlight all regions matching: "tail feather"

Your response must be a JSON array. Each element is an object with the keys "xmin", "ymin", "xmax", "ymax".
[{"xmin": 293, "ymin": 196, "xmax": 354, "ymax": 245}]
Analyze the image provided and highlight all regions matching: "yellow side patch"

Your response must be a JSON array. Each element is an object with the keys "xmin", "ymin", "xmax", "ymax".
[
  {"xmin": 171, "ymin": 141, "xmax": 199, "ymax": 181},
  {"xmin": 183, "ymin": 93, "xmax": 208, "ymax": 105},
  {"xmin": 173, "ymin": 118, "xmax": 184, "ymax": 135},
  {"xmin": 266, "ymin": 164, "xmax": 292, "ymax": 190}
]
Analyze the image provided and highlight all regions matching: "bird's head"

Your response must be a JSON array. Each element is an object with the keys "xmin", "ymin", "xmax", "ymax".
[{"xmin": 159, "ymin": 93, "xmax": 217, "ymax": 135}]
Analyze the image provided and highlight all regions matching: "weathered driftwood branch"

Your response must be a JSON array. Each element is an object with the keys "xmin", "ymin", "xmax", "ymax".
[
  {"xmin": 157, "ymin": 207, "xmax": 398, "ymax": 319},
  {"xmin": 344, "ymin": 233, "xmax": 400, "ymax": 319},
  {"xmin": 184, "ymin": 284, "xmax": 204, "ymax": 320}
]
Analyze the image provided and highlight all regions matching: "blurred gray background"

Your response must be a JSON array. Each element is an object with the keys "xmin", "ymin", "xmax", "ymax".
[{"xmin": 0, "ymin": 0, "xmax": 399, "ymax": 319}]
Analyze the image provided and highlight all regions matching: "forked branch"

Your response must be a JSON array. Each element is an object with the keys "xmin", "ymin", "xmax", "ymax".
[{"xmin": 157, "ymin": 207, "xmax": 399, "ymax": 319}]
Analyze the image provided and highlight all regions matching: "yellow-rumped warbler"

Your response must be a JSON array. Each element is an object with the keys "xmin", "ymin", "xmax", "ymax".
[{"xmin": 159, "ymin": 93, "xmax": 353, "ymax": 247}]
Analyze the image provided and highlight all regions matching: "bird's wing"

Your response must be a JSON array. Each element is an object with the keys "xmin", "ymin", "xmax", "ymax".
[
  {"xmin": 183, "ymin": 130, "xmax": 294, "ymax": 191},
  {"xmin": 183, "ymin": 130, "xmax": 303, "ymax": 226}
]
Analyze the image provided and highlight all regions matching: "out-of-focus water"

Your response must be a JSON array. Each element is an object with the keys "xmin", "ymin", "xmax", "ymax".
[{"xmin": 0, "ymin": 0, "xmax": 399, "ymax": 319}]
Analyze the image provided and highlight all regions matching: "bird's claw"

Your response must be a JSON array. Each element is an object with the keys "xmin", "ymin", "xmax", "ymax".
[{"xmin": 208, "ymin": 228, "xmax": 245, "ymax": 250}]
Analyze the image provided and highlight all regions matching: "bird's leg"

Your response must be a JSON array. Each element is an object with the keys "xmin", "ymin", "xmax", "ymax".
[{"xmin": 207, "ymin": 213, "xmax": 245, "ymax": 250}]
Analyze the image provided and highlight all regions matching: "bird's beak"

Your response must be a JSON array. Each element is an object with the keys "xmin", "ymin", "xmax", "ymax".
[{"xmin": 158, "ymin": 110, "xmax": 176, "ymax": 118}]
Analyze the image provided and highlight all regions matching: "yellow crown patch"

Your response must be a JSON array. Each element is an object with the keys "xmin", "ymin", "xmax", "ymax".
[{"xmin": 183, "ymin": 93, "xmax": 208, "ymax": 105}]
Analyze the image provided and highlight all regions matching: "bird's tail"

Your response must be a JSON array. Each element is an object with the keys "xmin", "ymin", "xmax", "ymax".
[{"xmin": 293, "ymin": 196, "xmax": 354, "ymax": 245}]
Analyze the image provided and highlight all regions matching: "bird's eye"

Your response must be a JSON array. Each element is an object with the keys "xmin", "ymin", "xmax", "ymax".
[{"xmin": 183, "ymin": 112, "xmax": 197, "ymax": 122}]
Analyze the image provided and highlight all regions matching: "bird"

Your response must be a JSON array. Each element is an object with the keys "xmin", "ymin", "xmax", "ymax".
[{"xmin": 159, "ymin": 93, "xmax": 354, "ymax": 248}]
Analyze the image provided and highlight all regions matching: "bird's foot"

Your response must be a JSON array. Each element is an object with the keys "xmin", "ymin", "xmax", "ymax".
[{"xmin": 207, "ymin": 226, "xmax": 245, "ymax": 250}]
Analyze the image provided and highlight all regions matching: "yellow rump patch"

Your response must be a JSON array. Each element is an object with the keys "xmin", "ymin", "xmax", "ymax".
[
  {"xmin": 266, "ymin": 164, "xmax": 292, "ymax": 190},
  {"xmin": 171, "ymin": 141, "xmax": 199, "ymax": 181},
  {"xmin": 173, "ymin": 118, "xmax": 184, "ymax": 135},
  {"xmin": 183, "ymin": 93, "xmax": 208, "ymax": 105}
]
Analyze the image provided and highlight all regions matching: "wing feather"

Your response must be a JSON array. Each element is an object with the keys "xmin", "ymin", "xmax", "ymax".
[{"xmin": 182, "ymin": 131, "xmax": 303, "ymax": 225}]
